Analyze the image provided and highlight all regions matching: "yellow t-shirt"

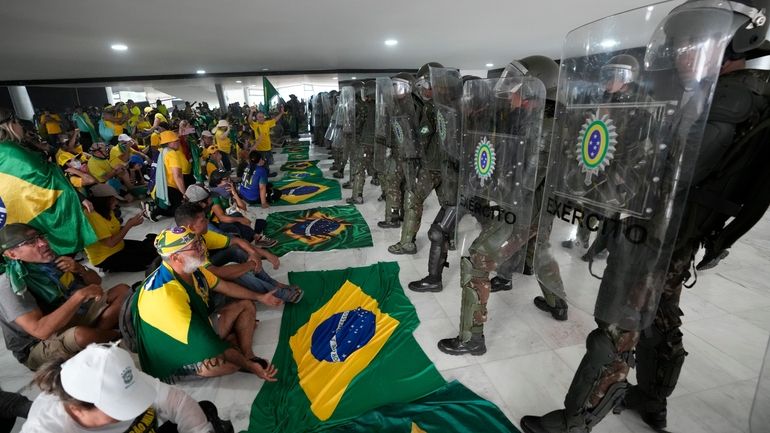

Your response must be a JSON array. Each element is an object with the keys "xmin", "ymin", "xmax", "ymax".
[
  {"xmin": 202, "ymin": 230, "xmax": 231, "ymax": 266},
  {"xmin": 85, "ymin": 211, "xmax": 125, "ymax": 266},
  {"xmin": 163, "ymin": 149, "xmax": 183, "ymax": 190},
  {"xmin": 87, "ymin": 157, "xmax": 113, "ymax": 183},
  {"xmin": 205, "ymin": 161, "xmax": 218, "ymax": 178},
  {"xmin": 129, "ymin": 106, "xmax": 141, "ymax": 127},
  {"xmin": 41, "ymin": 114, "xmax": 62, "ymax": 135},
  {"xmin": 150, "ymin": 132, "xmax": 161, "ymax": 148},
  {"xmin": 109, "ymin": 145, "xmax": 129, "ymax": 168},
  {"xmin": 214, "ymin": 129, "xmax": 232, "ymax": 154},
  {"xmin": 110, "ymin": 112, "xmax": 125, "ymax": 135},
  {"xmin": 249, "ymin": 119, "xmax": 276, "ymax": 151},
  {"xmin": 176, "ymin": 149, "xmax": 191, "ymax": 175}
]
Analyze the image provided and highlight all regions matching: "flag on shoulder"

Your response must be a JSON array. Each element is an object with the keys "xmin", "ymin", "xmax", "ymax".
[{"xmin": 0, "ymin": 140, "xmax": 96, "ymax": 254}]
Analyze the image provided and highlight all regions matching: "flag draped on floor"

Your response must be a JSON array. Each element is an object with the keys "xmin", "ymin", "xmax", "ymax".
[
  {"xmin": 287, "ymin": 149, "xmax": 310, "ymax": 162},
  {"xmin": 0, "ymin": 140, "xmax": 97, "ymax": 255},
  {"xmin": 280, "ymin": 160, "xmax": 324, "ymax": 178},
  {"xmin": 282, "ymin": 144, "xmax": 310, "ymax": 154},
  {"xmin": 247, "ymin": 262, "xmax": 446, "ymax": 433},
  {"xmin": 263, "ymin": 205, "xmax": 372, "ymax": 256},
  {"xmin": 271, "ymin": 177, "xmax": 341, "ymax": 206},
  {"xmin": 317, "ymin": 381, "xmax": 520, "ymax": 433}
]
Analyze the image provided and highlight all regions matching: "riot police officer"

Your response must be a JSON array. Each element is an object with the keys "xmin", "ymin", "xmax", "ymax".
[{"xmin": 521, "ymin": 1, "xmax": 769, "ymax": 431}]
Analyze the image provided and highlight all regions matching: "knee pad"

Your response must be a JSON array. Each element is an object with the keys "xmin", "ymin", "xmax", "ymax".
[{"xmin": 428, "ymin": 223, "xmax": 447, "ymax": 243}]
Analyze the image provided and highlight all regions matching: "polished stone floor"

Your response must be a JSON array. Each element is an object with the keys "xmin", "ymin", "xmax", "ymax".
[{"xmin": 5, "ymin": 136, "xmax": 769, "ymax": 433}]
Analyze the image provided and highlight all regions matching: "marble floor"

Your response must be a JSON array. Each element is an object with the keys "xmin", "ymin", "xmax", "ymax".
[{"xmin": 5, "ymin": 136, "xmax": 769, "ymax": 433}]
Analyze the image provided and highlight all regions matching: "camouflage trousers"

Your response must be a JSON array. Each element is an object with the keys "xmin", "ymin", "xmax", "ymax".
[
  {"xmin": 398, "ymin": 169, "xmax": 444, "ymax": 245},
  {"xmin": 458, "ymin": 215, "xmax": 529, "ymax": 342},
  {"xmin": 381, "ymin": 151, "xmax": 404, "ymax": 223}
]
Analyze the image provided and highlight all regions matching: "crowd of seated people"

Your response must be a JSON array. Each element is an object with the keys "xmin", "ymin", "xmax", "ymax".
[{"xmin": 0, "ymin": 100, "xmax": 301, "ymax": 431}]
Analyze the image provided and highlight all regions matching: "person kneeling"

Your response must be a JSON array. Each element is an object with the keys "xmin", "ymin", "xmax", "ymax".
[
  {"xmin": 0, "ymin": 224, "xmax": 128, "ymax": 371},
  {"xmin": 131, "ymin": 226, "xmax": 278, "ymax": 383}
]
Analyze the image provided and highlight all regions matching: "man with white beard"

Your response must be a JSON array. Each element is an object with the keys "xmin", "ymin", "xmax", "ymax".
[{"xmin": 130, "ymin": 226, "xmax": 278, "ymax": 384}]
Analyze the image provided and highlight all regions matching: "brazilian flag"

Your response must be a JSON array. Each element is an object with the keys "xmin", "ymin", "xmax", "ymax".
[
  {"xmin": 287, "ymin": 149, "xmax": 310, "ymax": 162},
  {"xmin": 247, "ymin": 262, "xmax": 446, "ymax": 432},
  {"xmin": 272, "ymin": 177, "xmax": 341, "ymax": 206},
  {"xmin": 0, "ymin": 140, "xmax": 96, "ymax": 254},
  {"xmin": 264, "ymin": 77, "xmax": 282, "ymax": 111},
  {"xmin": 264, "ymin": 205, "xmax": 372, "ymax": 257},
  {"xmin": 319, "ymin": 381, "xmax": 520, "ymax": 433},
  {"xmin": 283, "ymin": 144, "xmax": 310, "ymax": 154},
  {"xmin": 280, "ymin": 160, "xmax": 324, "ymax": 178}
]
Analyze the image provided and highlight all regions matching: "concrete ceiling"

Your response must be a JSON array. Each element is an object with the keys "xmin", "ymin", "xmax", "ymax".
[{"xmin": 0, "ymin": 0, "xmax": 678, "ymax": 82}]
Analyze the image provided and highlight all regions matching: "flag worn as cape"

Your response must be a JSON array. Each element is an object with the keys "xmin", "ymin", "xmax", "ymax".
[{"xmin": 0, "ymin": 140, "xmax": 97, "ymax": 255}]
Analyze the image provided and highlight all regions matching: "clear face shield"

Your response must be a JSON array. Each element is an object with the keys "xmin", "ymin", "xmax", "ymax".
[
  {"xmin": 600, "ymin": 65, "xmax": 636, "ymax": 93},
  {"xmin": 500, "ymin": 60, "xmax": 528, "ymax": 79},
  {"xmin": 392, "ymin": 79, "xmax": 412, "ymax": 98},
  {"xmin": 415, "ymin": 77, "xmax": 432, "ymax": 100},
  {"xmin": 493, "ymin": 78, "xmax": 525, "ymax": 109}
]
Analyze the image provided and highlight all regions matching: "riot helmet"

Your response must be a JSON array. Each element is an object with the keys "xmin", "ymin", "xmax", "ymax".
[
  {"xmin": 391, "ymin": 72, "xmax": 415, "ymax": 98},
  {"xmin": 416, "ymin": 62, "xmax": 444, "ymax": 100},
  {"xmin": 646, "ymin": 0, "xmax": 768, "ymax": 87},
  {"xmin": 496, "ymin": 55, "xmax": 559, "ymax": 101},
  {"xmin": 601, "ymin": 54, "xmax": 640, "ymax": 93}
]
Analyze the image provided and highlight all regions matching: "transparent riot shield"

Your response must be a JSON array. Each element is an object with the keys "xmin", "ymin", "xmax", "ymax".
[
  {"xmin": 324, "ymin": 105, "xmax": 341, "ymax": 145},
  {"xmin": 337, "ymin": 86, "xmax": 356, "ymax": 152},
  {"xmin": 751, "ymin": 336, "xmax": 770, "ymax": 433},
  {"xmin": 534, "ymin": 0, "xmax": 735, "ymax": 330},
  {"xmin": 373, "ymin": 77, "xmax": 394, "ymax": 173},
  {"xmin": 312, "ymin": 93, "xmax": 324, "ymax": 129},
  {"xmin": 391, "ymin": 84, "xmax": 420, "ymax": 189},
  {"xmin": 455, "ymin": 77, "xmax": 545, "ymax": 279},
  {"xmin": 430, "ymin": 67, "xmax": 464, "ymax": 200}
]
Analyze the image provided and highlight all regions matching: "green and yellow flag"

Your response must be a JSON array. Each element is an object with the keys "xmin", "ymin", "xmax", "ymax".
[
  {"xmin": 282, "ymin": 144, "xmax": 310, "ymax": 154},
  {"xmin": 319, "ymin": 381, "xmax": 520, "ymax": 433},
  {"xmin": 263, "ymin": 77, "xmax": 281, "ymax": 111},
  {"xmin": 0, "ymin": 140, "xmax": 97, "ymax": 255},
  {"xmin": 264, "ymin": 205, "xmax": 372, "ymax": 257},
  {"xmin": 247, "ymin": 262, "xmax": 446, "ymax": 432},
  {"xmin": 280, "ymin": 160, "xmax": 324, "ymax": 179},
  {"xmin": 271, "ymin": 177, "xmax": 341, "ymax": 206}
]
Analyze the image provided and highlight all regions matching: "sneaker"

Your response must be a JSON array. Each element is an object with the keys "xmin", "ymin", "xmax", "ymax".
[{"xmin": 254, "ymin": 235, "xmax": 278, "ymax": 248}]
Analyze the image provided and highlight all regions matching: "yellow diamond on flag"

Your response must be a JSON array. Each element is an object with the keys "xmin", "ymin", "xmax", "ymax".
[
  {"xmin": 277, "ymin": 180, "xmax": 330, "ymax": 204},
  {"xmin": 290, "ymin": 280, "xmax": 399, "ymax": 421},
  {"xmin": 411, "ymin": 422, "xmax": 428, "ymax": 433}
]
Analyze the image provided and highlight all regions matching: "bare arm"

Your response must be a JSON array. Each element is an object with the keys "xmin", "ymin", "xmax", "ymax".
[
  {"xmin": 100, "ymin": 213, "xmax": 143, "ymax": 248},
  {"xmin": 172, "ymin": 167, "xmax": 186, "ymax": 193},
  {"xmin": 210, "ymin": 204, "xmax": 247, "ymax": 225},
  {"xmin": 212, "ymin": 279, "xmax": 282, "ymax": 307},
  {"xmin": 14, "ymin": 286, "xmax": 102, "ymax": 340}
]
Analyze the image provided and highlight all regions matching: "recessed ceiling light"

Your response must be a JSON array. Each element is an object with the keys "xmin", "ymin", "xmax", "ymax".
[
  {"xmin": 600, "ymin": 39, "xmax": 618, "ymax": 48},
  {"xmin": 262, "ymin": 68, "xmax": 269, "ymax": 71},
  {"xmin": 351, "ymin": 76, "xmax": 357, "ymax": 79},
  {"xmin": 111, "ymin": 44, "xmax": 128, "ymax": 51},
  {"xmin": 485, "ymin": 63, "xmax": 494, "ymax": 67},
  {"xmin": 384, "ymin": 39, "xmax": 398, "ymax": 46},
  {"xmin": 196, "ymin": 70, "xmax": 206, "ymax": 74},
  {"xmin": 235, "ymin": 80, "xmax": 242, "ymax": 84},
  {"xmin": 333, "ymin": 77, "xmax": 338, "ymax": 80}
]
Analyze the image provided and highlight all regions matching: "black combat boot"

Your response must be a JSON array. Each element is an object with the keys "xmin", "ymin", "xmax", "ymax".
[
  {"xmin": 533, "ymin": 296, "xmax": 568, "ymax": 321},
  {"xmin": 490, "ymin": 276, "xmax": 512, "ymax": 292},
  {"xmin": 437, "ymin": 333, "xmax": 486, "ymax": 356}
]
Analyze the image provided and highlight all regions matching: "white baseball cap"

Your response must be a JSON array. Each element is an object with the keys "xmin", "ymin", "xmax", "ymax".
[
  {"xmin": 117, "ymin": 134, "xmax": 132, "ymax": 142},
  {"xmin": 60, "ymin": 343, "xmax": 157, "ymax": 421}
]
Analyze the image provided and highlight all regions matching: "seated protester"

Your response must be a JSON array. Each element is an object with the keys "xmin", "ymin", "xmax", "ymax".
[
  {"xmin": 57, "ymin": 150, "xmax": 96, "ymax": 194},
  {"xmin": 0, "ymin": 388, "xmax": 31, "ymax": 433},
  {"xmin": 23, "ymin": 342, "xmax": 230, "ymax": 433},
  {"xmin": 0, "ymin": 224, "xmax": 128, "ymax": 371},
  {"xmin": 212, "ymin": 120, "xmax": 232, "ymax": 171},
  {"xmin": 239, "ymin": 151, "xmax": 281, "ymax": 208},
  {"xmin": 147, "ymin": 130, "xmax": 189, "ymax": 221},
  {"xmin": 86, "ymin": 142, "xmax": 135, "ymax": 202},
  {"xmin": 132, "ymin": 227, "xmax": 279, "ymax": 382},
  {"xmin": 39, "ymin": 110, "xmax": 63, "ymax": 146},
  {"xmin": 55, "ymin": 129, "xmax": 84, "ymax": 158},
  {"xmin": 208, "ymin": 170, "xmax": 274, "ymax": 246},
  {"xmin": 203, "ymin": 144, "xmax": 224, "ymax": 178},
  {"xmin": 84, "ymin": 184, "xmax": 158, "ymax": 273},
  {"xmin": 200, "ymin": 130, "xmax": 215, "ymax": 149},
  {"xmin": 111, "ymin": 134, "xmax": 149, "ymax": 193},
  {"xmin": 175, "ymin": 203, "xmax": 301, "ymax": 303}
]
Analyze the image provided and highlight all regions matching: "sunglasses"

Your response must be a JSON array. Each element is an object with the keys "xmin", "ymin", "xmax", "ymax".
[{"xmin": 12, "ymin": 234, "xmax": 46, "ymax": 249}]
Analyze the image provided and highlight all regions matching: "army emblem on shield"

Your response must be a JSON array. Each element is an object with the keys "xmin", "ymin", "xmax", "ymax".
[
  {"xmin": 0, "ymin": 196, "xmax": 6, "ymax": 230},
  {"xmin": 436, "ymin": 110, "xmax": 447, "ymax": 142},
  {"xmin": 576, "ymin": 113, "xmax": 617, "ymax": 186},
  {"xmin": 474, "ymin": 136, "xmax": 496, "ymax": 184},
  {"xmin": 392, "ymin": 121, "xmax": 404, "ymax": 144}
]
